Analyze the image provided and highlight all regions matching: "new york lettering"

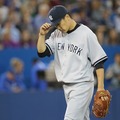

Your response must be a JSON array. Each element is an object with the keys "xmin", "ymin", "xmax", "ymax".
[
  {"xmin": 58, "ymin": 43, "xmax": 65, "ymax": 50},
  {"xmin": 57, "ymin": 43, "xmax": 83, "ymax": 56},
  {"xmin": 68, "ymin": 44, "xmax": 83, "ymax": 56}
]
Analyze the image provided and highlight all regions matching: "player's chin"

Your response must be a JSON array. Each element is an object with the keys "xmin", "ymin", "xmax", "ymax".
[{"xmin": 61, "ymin": 29, "xmax": 67, "ymax": 33}]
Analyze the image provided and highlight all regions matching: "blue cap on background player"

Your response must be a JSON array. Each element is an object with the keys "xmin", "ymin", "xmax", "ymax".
[{"xmin": 48, "ymin": 5, "xmax": 68, "ymax": 26}]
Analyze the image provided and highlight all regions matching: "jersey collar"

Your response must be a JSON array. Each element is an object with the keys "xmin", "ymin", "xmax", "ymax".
[{"xmin": 67, "ymin": 23, "xmax": 80, "ymax": 34}]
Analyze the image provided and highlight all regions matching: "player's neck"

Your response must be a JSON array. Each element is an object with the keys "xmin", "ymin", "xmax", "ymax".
[{"xmin": 69, "ymin": 20, "xmax": 77, "ymax": 31}]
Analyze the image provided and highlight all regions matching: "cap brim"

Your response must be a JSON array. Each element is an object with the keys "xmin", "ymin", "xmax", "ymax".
[{"xmin": 51, "ymin": 18, "xmax": 62, "ymax": 27}]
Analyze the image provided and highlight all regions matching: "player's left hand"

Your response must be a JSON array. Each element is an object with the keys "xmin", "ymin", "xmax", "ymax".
[
  {"xmin": 92, "ymin": 90, "xmax": 112, "ymax": 118},
  {"xmin": 97, "ymin": 89, "xmax": 109, "ymax": 101}
]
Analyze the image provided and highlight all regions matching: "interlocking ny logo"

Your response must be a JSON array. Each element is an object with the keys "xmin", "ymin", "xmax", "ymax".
[{"xmin": 49, "ymin": 15, "xmax": 53, "ymax": 21}]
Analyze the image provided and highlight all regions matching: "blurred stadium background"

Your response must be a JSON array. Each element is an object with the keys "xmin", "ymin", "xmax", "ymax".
[{"xmin": 0, "ymin": 0, "xmax": 120, "ymax": 120}]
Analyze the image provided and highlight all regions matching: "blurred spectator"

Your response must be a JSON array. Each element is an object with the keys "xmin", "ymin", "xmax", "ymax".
[
  {"xmin": 0, "ymin": 0, "xmax": 9, "ymax": 23},
  {"xmin": 49, "ymin": 0, "xmax": 61, "ymax": 7},
  {"xmin": 91, "ymin": 0, "xmax": 103, "ymax": 18},
  {"xmin": 19, "ymin": 7, "xmax": 34, "ymax": 32},
  {"xmin": 1, "ymin": 27, "xmax": 17, "ymax": 48},
  {"xmin": 0, "ymin": 58, "xmax": 26, "ymax": 93},
  {"xmin": 31, "ymin": 58, "xmax": 48, "ymax": 91},
  {"xmin": 26, "ymin": 0, "xmax": 38, "ymax": 17},
  {"xmin": 20, "ymin": 29, "xmax": 35, "ymax": 48},
  {"xmin": 105, "ymin": 53, "xmax": 120, "ymax": 88},
  {"xmin": 79, "ymin": 8, "xmax": 90, "ymax": 26},
  {"xmin": 8, "ymin": 8, "xmax": 21, "ymax": 27},
  {"xmin": 113, "ymin": 7, "xmax": 120, "ymax": 33},
  {"xmin": 11, "ymin": 0, "xmax": 22, "ymax": 10},
  {"xmin": 10, "ymin": 58, "xmax": 25, "ymax": 88},
  {"xmin": 33, "ymin": 2, "xmax": 50, "ymax": 33},
  {"xmin": 1, "ymin": 20, "xmax": 20, "ymax": 47},
  {"xmin": 100, "ymin": 8, "xmax": 113, "ymax": 28},
  {"xmin": 90, "ymin": 0, "xmax": 104, "ymax": 29},
  {"xmin": 95, "ymin": 25, "xmax": 107, "ymax": 45},
  {"xmin": 70, "ymin": 7, "xmax": 81, "ymax": 23},
  {"xmin": 70, "ymin": 7, "xmax": 90, "ymax": 26},
  {"xmin": 0, "ymin": 40, "xmax": 4, "ymax": 50},
  {"xmin": 107, "ymin": 28, "xmax": 119, "ymax": 45}
]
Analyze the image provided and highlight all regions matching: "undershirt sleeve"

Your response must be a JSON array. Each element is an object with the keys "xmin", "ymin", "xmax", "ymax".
[
  {"xmin": 95, "ymin": 60, "xmax": 104, "ymax": 70},
  {"xmin": 37, "ymin": 45, "xmax": 51, "ymax": 57}
]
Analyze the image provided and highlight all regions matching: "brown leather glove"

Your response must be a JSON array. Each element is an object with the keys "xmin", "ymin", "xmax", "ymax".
[{"xmin": 92, "ymin": 90, "xmax": 111, "ymax": 118}]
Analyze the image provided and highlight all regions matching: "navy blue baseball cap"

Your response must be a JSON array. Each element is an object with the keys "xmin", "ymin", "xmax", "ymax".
[{"xmin": 48, "ymin": 5, "xmax": 68, "ymax": 26}]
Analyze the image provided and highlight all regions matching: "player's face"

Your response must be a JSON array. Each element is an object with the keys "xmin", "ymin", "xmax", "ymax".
[{"xmin": 56, "ymin": 15, "xmax": 70, "ymax": 32}]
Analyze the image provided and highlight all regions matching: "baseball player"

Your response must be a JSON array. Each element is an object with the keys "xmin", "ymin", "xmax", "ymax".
[{"xmin": 37, "ymin": 5, "xmax": 109, "ymax": 120}]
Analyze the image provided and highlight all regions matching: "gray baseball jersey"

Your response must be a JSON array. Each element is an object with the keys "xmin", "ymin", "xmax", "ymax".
[{"xmin": 45, "ymin": 24, "xmax": 108, "ymax": 83}]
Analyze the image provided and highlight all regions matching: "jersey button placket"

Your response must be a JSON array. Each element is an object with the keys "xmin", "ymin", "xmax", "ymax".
[
  {"xmin": 62, "ymin": 37, "xmax": 68, "ymax": 76},
  {"xmin": 61, "ymin": 53, "xmax": 66, "ymax": 76},
  {"xmin": 61, "ymin": 38, "xmax": 67, "ymax": 77}
]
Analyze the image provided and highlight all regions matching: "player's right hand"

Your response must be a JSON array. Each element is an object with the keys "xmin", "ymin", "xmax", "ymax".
[{"xmin": 39, "ymin": 23, "xmax": 51, "ymax": 36}]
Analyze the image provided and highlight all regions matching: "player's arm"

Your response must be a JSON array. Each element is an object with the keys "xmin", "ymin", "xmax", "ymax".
[
  {"xmin": 92, "ymin": 62, "xmax": 111, "ymax": 118},
  {"xmin": 95, "ymin": 61, "xmax": 110, "ymax": 101},
  {"xmin": 95, "ymin": 61, "xmax": 105, "ymax": 91},
  {"xmin": 37, "ymin": 23, "xmax": 51, "ymax": 56},
  {"xmin": 96, "ymin": 68, "xmax": 104, "ymax": 91}
]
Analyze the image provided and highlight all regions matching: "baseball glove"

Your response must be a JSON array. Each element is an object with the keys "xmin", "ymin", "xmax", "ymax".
[{"xmin": 92, "ymin": 90, "xmax": 111, "ymax": 118}]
